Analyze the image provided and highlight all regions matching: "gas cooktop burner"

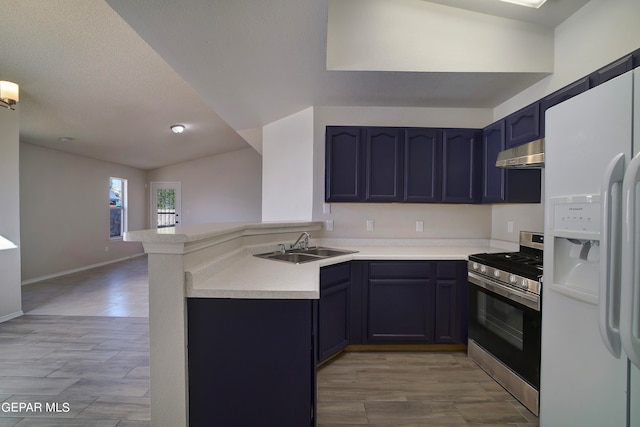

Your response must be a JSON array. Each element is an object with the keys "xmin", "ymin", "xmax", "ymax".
[
  {"xmin": 469, "ymin": 251, "xmax": 543, "ymax": 280},
  {"xmin": 468, "ymin": 231, "xmax": 544, "ymax": 295}
]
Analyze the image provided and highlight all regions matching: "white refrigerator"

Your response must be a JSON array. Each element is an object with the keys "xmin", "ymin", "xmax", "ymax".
[{"xmin": 542, "ymin": 69, "xmax": 640, "ymax": 426}]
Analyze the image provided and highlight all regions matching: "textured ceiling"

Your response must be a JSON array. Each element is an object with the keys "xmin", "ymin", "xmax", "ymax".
[{"xmin": 1, "ymin": 0, "xmax": 590, "ymax": 170}]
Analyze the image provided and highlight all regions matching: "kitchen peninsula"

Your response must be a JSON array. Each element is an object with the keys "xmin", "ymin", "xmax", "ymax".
[{"xmin": 124, "ymin": 221, "xmax": 501, "ymax": 427}]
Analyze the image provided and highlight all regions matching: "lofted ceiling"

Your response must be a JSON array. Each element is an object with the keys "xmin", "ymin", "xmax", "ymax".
[{"xmin": 0, "ymin": 0, "xmax": 590, "ymax": 170}]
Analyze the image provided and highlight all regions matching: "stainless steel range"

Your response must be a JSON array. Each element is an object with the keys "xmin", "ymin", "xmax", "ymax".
[{"xmin": 467, "ymin": 231, "xmax": 543, "ymax": 416}]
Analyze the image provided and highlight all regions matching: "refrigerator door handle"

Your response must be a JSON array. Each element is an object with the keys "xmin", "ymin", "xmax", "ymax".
[
  {"xmin": 621, "ymin": 152, "xmax": 640, "ymax": 369},
  {"xmin": 599, "ymin": 153, "xmax": 625, "ymax": 358}
]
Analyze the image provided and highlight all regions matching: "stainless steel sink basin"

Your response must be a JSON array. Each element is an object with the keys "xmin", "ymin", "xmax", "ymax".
[
  {"xmin": 257, "ymin": 252, "xmax": 321, "ymax": 264},
  {"xmin": 254, "ymin": 247, "xmax": 357, "ymax": 264},
  {"xmin": 292, "ymin": 247, "xmax": 356, "ymax": 257}
]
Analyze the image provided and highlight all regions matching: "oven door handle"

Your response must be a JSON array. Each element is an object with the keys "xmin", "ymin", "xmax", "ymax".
[{"xmin": 468, "ymin": 271, "xmax": 540, "ymax": 312}]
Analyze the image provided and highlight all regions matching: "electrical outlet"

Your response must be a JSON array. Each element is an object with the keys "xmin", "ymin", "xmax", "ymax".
[
  {"xmin": 323, "ymin": 203, "xmax": 331, "ymax": 214},
  {"xmin": 366, "ymin": 219, "xmax": 374, "ymax": 231},
  {"xmin": 416, "ymin": 221, "xmax": 424, "ymax": 232},
  {"xmin": 508, "ymin": 221, "xmax": 514, "ymax": 233},
  {"xmin": 325, "ymin": 220, "xmax": 334, "ymax": 231}
]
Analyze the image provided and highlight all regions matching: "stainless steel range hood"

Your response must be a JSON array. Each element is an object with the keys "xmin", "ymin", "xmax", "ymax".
[{"xmin": 496, "ymin": 139, "xmax": 545, "ymax": 169}]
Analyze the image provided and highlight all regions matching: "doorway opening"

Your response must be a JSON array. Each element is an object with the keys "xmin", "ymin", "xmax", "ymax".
[{"xmin": 150, "ymin": 182, "xmax": 181, "ymax": 228}]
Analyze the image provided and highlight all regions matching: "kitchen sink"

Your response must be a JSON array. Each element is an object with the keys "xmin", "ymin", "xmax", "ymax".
[
  {"xmin": 291, "ymin": 247, "xmax": 355, "ymax": 257},
  {"xmin": 254, "ymin": 247, "xmax": 357, "ymax": 264}
]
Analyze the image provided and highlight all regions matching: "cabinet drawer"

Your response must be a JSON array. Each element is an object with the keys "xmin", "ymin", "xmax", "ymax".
[
  {"xmin": 368, "ymin": 261, "xmax": 432, "ymax": 279},
  {"xmin": 320, "ymin": 262, "xmax": 351, "ymax": 289}
]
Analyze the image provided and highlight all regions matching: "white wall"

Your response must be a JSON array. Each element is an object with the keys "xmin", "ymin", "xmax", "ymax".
[
  {"xmin": 0, "ymin": 106, "xmax": 22, "ymax": 322},
  {"xmin": 312, "ymin": 106, "xmax": 494, "ymax": 239},
  {"xmin": 147, "ymin": 147, "xmax": 262, "ymax": 225},
  {"xmin": 20, "ymin": 143, "xmax": 146, "ymax": 282},
  {"xmin": 262, "ymin": 107, "xmax": 314, "ymax": 221},
  {"xmin": 327, "ymin": 0, "xmax": 553, "ymax": 73},
  {"xmin": 495, "ymin": 0, "xmax": 640, "ymax": 119},
  {"xmin": 491, "ymin": 0, "xmax": 640, "ymax": 243}
]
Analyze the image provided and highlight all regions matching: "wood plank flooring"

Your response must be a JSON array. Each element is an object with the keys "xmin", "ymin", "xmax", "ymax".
[
  {"xmin": 0, "ymin": 315, "xmax": 150, "ymax": 427},
  {"xmin": 4, "ymin": 256, "xmax": 540, "ymax": 426},
  {"xmin": 317, "ymin": 351, "xmax": 539, "ymax": 426}
]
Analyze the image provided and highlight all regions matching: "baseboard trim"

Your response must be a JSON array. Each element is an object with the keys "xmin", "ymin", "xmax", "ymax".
[
  {"xmin": 345, "ymin": 344, "xmax": 467, "ymax": 352},
  {"xmin": 0, "ymin": 310, "xmax": 24, "ymax": 324},
  {"xmin": 21, "ymin": 253, "xmax": 146, "ymax": 286},
  {"xmin": 318, "ymin": 343, "xmax": 468, "ymax": 367}
]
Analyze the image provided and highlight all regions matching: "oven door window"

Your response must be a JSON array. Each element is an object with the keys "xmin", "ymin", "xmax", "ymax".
[
  {"xmin": 468, "ymin": 283, "xmax": 541, "ymax": 388},
  {"xmin": 477, "ymin": 292, "xmax": 524, "ymax": 351}
]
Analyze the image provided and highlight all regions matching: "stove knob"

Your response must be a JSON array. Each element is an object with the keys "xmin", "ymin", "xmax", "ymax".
[
  {"xmin": 521, "ymin": 279, "xmax": 529, "ymax": 289},
  {"xmin": 472, "ymin": 262, "xmax": 479, "ymax": 271},
  {"xmin": 480, "ymin": 265, "xmax": 487, "ymax": 274},
  {"xmin": 509, "ymin": 274, "xmax": 517, "ymax": 284},
  {"xmin": 493, "ymin": 269, "xmax": 501, "ymax": 278}
]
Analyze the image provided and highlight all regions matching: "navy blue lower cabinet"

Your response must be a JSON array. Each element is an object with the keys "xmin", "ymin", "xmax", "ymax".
[
  {"xmin": 434, "ymin": 261, "xmax": 468, "ymax": 344},
  {"xmin": 187, "ymin": 298, "xmax": 315, "ymax": 427},
  {"xmin": 318, "ymin": 263, "xmax": 351, "ymax": 363},
  {"xmin": 365, "ymin": 261, "xmax": 435, "ymax": 343}
]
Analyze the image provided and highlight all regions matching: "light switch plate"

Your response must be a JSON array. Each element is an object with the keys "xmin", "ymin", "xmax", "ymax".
[
  {"xmin": 366, "ymin": 219, "xmax": 374, "ymax": 231},
  {"xmin": 416, "ymin": 221, "xmax": 424, "ymax": 232}
]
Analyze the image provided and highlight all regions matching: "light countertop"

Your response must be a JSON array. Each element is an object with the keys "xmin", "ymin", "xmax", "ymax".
[
  {"xmin": 126, "ymin": 220, "xmax": 511, "ymax": 300},
  {"xmin": 186, "ymin": 243, "xmax": 501, "ymax": 299}
]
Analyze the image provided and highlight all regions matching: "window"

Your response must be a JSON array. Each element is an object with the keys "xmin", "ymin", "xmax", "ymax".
[{"xmin": 109, "ymin": 177, "xmax": 127, "ymax": 239}]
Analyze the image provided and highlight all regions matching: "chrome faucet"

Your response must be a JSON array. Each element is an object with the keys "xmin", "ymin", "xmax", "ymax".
[{"xmin": 290, "ymin": 232, "xmax": 310, "ymax": 250}]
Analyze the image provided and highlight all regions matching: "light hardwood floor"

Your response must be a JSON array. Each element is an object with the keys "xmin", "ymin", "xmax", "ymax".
[
  {"xmin": 1, "ymin": 256, "xmax": 539, "ymax": 426},
  {"xmin": 317, "ymin": 351, "xmax": 539, "ymax": 426}
]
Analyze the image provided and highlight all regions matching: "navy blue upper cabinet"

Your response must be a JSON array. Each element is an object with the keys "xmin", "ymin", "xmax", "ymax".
[
  {"xmin": 365, "ymin": 128, "xmax": 404, "ymax": 202},
  {"xmin": 404, "ymin": 128, "xmax": 442, "ymax": 203},
  {"xmin": 505, "ymin": 102, "xmax": 540, "ymax": 148},
  {"xmin": 325, "ymin": 126, "xmax": 364, "ymax": 202},
  {"xmin": 482, "ymin": 121, "xmax": 506, "ymax": 203},
  {"xmin": 482, "ymin": 121, "xmax": 542, "ymax": 204},
  {"xmin": 442, "ymin": 129, "xmax": 482, "ymax": 204}
]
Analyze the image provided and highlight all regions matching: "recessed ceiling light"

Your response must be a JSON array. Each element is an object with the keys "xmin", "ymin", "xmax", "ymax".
[
  {"xmin": 171, "ymin": 124, "xmax": 185, "ymax": 134},
  {"xmin": 500, "ymin": 0, "xmax": 548, "ymax": 8}
]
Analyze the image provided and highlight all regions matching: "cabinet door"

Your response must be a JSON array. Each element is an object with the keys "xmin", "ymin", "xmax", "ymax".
[
  {"xmin": 325, "ymin": 126, "xmax": 364, "ymax": 202},
  {"xmin": 188, "ymin": 299, "xmax": 315, "ymax": 427},
  {"xmin": 365, "ymin": 262, "xmax": 434, "ymax": 343},
  {"xmin": 435, "ymin": 278, "xmax": 457, "ymax": 343},
  {"xmin": 404, "ymin": 128, "xmax": 442, "ymax": 202},
  {"xmin": 434, "ymin": 261, "xmax": 468, "ymax": 344},
  {"xmin": 319, "ymin": 263, "xmax": 351, "ymax": 363},
  {"xmin": 482, "ymin": 121, "xmax": 506, "ymax": 203},
  {"xmin": 505, "ymin": 103, "xmax": 540, "ymax": 148},
  {"xmin": 442, "ymin": 129, "xmax": 482, "ymax": 203},
  {"xmin": 365, "ymin": 127, "xmax": 403, "ymax": 202}
]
